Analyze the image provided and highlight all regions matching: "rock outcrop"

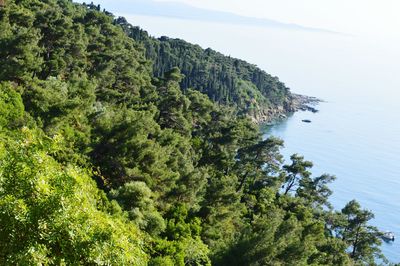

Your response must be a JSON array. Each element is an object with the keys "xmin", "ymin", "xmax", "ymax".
[{"xmin": 249, "ymin": 94, "xmax": 321, "ymax": 124}]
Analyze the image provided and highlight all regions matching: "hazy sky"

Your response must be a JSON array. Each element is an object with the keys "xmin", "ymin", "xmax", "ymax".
[
  {"xmin": 81, "ymin": 0, "xmax": 400, "ymax": 40},
  {"xmin": 155, "ymin": 0, "xmax": 400, "ymax": 38}
]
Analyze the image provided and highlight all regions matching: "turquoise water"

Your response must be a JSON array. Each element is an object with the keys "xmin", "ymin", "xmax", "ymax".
[{"xmin": 263, "ymin": 99, "xmax": 400, "ymax": 262}]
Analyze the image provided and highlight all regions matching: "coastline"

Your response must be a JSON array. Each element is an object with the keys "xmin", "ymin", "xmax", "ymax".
[{"xmin": 250, "ymin": 93, "xmax": 322, "ymax": 124}]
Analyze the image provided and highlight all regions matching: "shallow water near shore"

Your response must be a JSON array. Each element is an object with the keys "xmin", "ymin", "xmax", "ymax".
[{"xmin": 262, "ymin": 100, "xmax": 400, "ymax": 262}]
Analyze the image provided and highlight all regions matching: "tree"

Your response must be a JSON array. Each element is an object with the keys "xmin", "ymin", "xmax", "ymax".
[
  {"xmin": 150, "ymin": 204, "xmax": 211, "ymax": 266},
  {"xmin": 0, "ymin": 0, "xmax": 387, "ymax": 264},
  {"xmin": 282, "ymin": 154, "xmax": 313, "ymax": 195},
  {"xmin": 110, "ymin": 181, "xmax": 165, "ymax": 236},
  {"xmin": 235, "ymin": 137, "xmax": 284, "ymax": 192},
  {"xmin": 199, "ymin": 172, "xmax": 245, "ymax": 261},
  {"xmin": 297, "ymin": 173, "xmax": 336, "ymax": 209},
  {"xmin": 0, "ymin": 3, "xmax": 42, "ymax": 82},
  {"xmin": 0, "ymin": 129, "xmax": 148, "ymax": 265},
  {"xmin": 156, "ymin": 68, "xmax": 191, "ymax": 136},
  {"xmin": 339, "ymin": 200, "xmax": 385, "ymax": 264},
  {"xmin": 0, "ymin": 82, "xmax": 24, "ymax": 129},
  {"xmin": 121, "ymin": 24, "xmax": 293, "ymax": 117}
]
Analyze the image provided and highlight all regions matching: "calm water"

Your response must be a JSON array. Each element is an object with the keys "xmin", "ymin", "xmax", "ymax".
[
  {"xmin": 263, "ymin": 99, "xmax": 400, "ymax": 262},
  {"xmin": 84, "ymin": 7, "xmax": 400, "ymax": 261}
]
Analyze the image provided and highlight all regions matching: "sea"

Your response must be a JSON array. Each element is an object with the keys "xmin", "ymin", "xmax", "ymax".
[
  {"xmin": 113, "ymin": 13, "xmax": 400, "ymax": 262},
  {"xmin": 263, "ymin": 100, "xmax": 400, "ymax": 262}
]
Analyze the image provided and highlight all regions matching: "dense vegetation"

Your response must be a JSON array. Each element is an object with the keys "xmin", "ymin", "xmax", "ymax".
[
  {"xmin": 118, "ymin": 17, "xmax": 293, "ymax": 118},
  {"xmin": 0, "ymin": 0, "xmax": 389, "ymax": 265}
]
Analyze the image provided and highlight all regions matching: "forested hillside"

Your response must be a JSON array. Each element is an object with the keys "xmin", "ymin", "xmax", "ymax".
[
  {"xmin": 117, "ymin": 17, "xmax": 293, "ymax": 121},
  {"xmin": 0, "ymin": 0, "xmax": 387, "ymax": 265}
]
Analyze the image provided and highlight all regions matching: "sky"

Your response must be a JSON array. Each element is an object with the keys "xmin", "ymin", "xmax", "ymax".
[
  {"xmin": 79, "ymin": 0, "xmax": 400, "ymax": 41},
  {"xmin": 155, "ymin": 0, "xmax": 400, "ymax": 37},
  {"xmin": 85, "ymin": 0, "xmax": 341, "ymax": 34}
]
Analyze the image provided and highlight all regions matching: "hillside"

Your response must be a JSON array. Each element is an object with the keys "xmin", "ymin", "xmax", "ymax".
[
  {"xmin": 0, "ymin": 0, "xmax": 386, "ymax": 265},
  {"xmin": 116, "ymin": 17, "xmax": 297, "ymax": 122}
]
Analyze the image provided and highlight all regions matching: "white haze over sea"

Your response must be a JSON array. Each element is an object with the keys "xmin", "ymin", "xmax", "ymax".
[{"xmin": 76, "ymin": 0, "xmax": 400, "ymax": 261}]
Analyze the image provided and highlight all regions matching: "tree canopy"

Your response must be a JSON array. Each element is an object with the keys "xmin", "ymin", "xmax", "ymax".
[{"xmin": 0, "ymin": 0, "xmax": 389, "ymax": 265}]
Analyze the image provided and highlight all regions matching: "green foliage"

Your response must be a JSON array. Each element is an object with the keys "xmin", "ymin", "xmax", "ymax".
[
  {"xmin": 297, "ymin": 173, "xmax": 336, "ymax": 209},
  {"xmin": 0, "ymin": 129, "xmax": 148, "ymax": 265},
  {"xmin": 0, "ymin": 0, "xmax": 388, "ymax": 265},
  {"xmin": 338, "ymin": 200, "xmax": 386, "ymax": 265},
  {"xmin": 119, "ymin": 21, "xmax": 292, "ymax": 117},
  {"xmin": 151, "ymin": 237, "xmax": 211, "ymax": 266},
  {"xmin": 156, "ymin": 68, "xmax": 191, "ymax": 136},
  {"xmin": 110, "ymin": 181, "xmax": 165, "ymax": 236},
  {"xmin": 282, "ymin": 153, "xmax": 313, "ymax": 195},
  {"xmin": 0, "ymin": 82, "xmax": 24, "ymax": 129},
  {"xmin": 235, "ymin": 136, "xmax": 284, "ymax": 192},
  {"xmin": 0, "ymin": 3, "xmax": 42, "ymax": 82}
]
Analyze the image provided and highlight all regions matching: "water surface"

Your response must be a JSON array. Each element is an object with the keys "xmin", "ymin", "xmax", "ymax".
[{"xmin": 263, "ymin": 100, "xmax": 400, "ymax": 262}]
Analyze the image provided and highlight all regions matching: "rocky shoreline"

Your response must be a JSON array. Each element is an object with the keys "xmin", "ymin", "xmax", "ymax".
[{"xmin": 250, "ymin": 93, "xmax": 322, "ymax": 124}]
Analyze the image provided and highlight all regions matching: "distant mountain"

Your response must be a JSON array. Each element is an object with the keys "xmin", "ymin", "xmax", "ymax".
[{"xmin": 79, "ymin": 0, "xmax": 339, "ymax": 34}]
